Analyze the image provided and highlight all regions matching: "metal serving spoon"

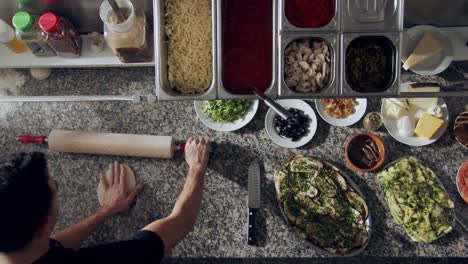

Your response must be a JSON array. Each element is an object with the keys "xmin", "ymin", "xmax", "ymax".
[{"xmin": 249, "ymin": 84, "xmax": 298, "ymax": 125}]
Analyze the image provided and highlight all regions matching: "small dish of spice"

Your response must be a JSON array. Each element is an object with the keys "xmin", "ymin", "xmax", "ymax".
[
  {"xmin": 363, "ymin": 112, "xmax": 383, "ymax": 131},
  {"xmin": 345, "ymin": 133, "xmax": 385, "ymax": 172}
]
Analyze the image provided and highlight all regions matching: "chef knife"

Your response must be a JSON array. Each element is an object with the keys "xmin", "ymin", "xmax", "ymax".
[{"xmin": 247, "ymin": 160, "xmax": 261, "ymax": 246}]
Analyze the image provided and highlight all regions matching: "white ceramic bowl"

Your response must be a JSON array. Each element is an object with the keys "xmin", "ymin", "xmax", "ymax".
[
  {"xmin": 265, "ymin": 99, "xmax": 317, "ymax": 148},
  {"xmin": 315, "ymin": 98, "xmax": 367, "ymax": 127},
  {"xmin": 194, "ymin": 100, "xmax": 259, "ymax": 132}
]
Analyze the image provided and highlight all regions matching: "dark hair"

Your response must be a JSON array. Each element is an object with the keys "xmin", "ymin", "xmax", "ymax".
[{"xmin": 0, "ymin": 152, "xmax": 52, "ymax": 253}]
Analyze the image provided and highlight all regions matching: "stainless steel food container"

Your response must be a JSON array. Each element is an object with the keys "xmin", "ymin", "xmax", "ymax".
[
  {"xmin": 155, "ymin": 0, "xmax": 218, "ymax": 100},
  {"xmin": 341, "ymin": 0, "xmax": 403, "ymax": 32},
  {"xmin": 217, "ymin": 0, "xmax": 278, "ymax": 99},
  {"xmin": 340, "ymin": 32, "xmax": 400, "ymax": 97},
  {"xmin": 279, "ymin": 33, "xmax": 340, "ymax": 98},
  {"xmin": 280, "ymin": 0, "xmax": 340, "ymax": 32}
]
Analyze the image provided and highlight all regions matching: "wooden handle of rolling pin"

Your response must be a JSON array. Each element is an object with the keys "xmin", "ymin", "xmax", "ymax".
[{"xmin": 18, "ymin": 130, "xmax": 181, "ymax": 159}]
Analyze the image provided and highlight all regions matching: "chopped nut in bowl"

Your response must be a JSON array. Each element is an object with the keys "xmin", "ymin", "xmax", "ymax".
[{"xmin": 284, "ymin": 39, "xmax": 332, "ymax": 93}]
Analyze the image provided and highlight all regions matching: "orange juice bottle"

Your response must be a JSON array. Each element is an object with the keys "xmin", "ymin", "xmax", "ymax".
[{"xmin": 0, "ymin": 19, "xmax": 27, "ymax": 53}]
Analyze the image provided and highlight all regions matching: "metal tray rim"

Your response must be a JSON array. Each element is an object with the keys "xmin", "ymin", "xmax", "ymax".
[
  {"xmin": 340, "ymin": 32, "xmax": 401, "ymax": 97},
  {"xmin": 275, "ymin": 156, "xmax": 372, "ymax": 257},
  {"xmin": 280, "ymin": 0, "xmax": 341, "ymax": 32},
  {"xmin": 216, "ymin": 0, "xmax": 279, "ymax": 99},
  {"xmin": 377, "ymin": 155, "xmax": 456, "ymax": 243},
  {"xmin": 155, "ymin": 0, "xmax": 218, "ymax": 100},
  {"xmin": 279, "ymin": 33, "xmax": 340, "ymax": 98}
]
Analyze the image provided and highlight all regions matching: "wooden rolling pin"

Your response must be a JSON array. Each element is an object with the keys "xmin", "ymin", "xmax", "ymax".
[{"xmin": 18, "ymin": 130, "xmax": 185, "ymax": 159}]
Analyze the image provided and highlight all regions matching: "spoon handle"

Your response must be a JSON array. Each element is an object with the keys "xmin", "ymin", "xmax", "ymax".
[{"xmin": 107, "ymin": 0, "xmax": 127, "ymax": 23}]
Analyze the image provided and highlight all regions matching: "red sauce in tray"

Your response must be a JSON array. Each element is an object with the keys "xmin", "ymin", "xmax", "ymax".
[
  {"xmin": 285, "ymin": 0, "xmax": 335, "ymax": 28},
  {"xmin": 222, "ymin": 0, "xmax": 273, "ymax": 95},
  {"xmin": 458, "ymin": 161, "xmax": 468, "ymax": 204}
]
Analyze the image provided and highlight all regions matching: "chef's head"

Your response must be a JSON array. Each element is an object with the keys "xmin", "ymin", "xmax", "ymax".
[{"xmin": 0, "ymin": 152, "xmax": 59, "ymax": 253}]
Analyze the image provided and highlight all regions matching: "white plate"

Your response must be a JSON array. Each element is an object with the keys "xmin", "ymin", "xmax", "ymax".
[
  {"xmin": 265, "ymin": 99, "xmax": 317, "ymax": 148},
  {"xmin": 194, "ymin": 100, "xmax": 259, "ymax": 132},
  {"xmin": 401, "ymin": 25, "xmax": 453, "ymax": 75},
  {"xmin": 381, "ymin": 98, "xmax": 449, "ymax": 147},
  {"xmin": 315, "ymin": 98, "xmax": 367, "ymax": 127}
]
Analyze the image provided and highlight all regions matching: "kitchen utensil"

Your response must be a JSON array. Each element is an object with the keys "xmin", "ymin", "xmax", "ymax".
[
  {"xmin": 265, "ymin": 99, "xmax": 317, "ymax": 149},
  {"xmin": 247, "ymin": 160, "xmax": 261, "ymax": 246},
  {"xmin": 18, "ymin": 130, "xmax": 181, "ymax": 159},
  {"xmin": 251, "ymin": 85, "xmax": 297, "ymax": 125},
  {"xmin": 315, "ymin": 98, "xmax": 368, "ymax": 127},
  {"xmin": 107, "ymin": 0, "xmax": 127, "ymax": 23},
  {"xmin": 194, "ymin": 100, "xmax": 259, "ymax": 132}
]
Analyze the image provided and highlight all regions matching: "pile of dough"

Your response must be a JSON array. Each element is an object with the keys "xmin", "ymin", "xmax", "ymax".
[{"xmin": 97, "ymin": 164, "xmax": 136, "ymax": 206}]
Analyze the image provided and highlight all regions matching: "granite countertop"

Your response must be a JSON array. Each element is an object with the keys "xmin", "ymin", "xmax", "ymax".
[{"xmin": 0, "ymin": 67, "xmax": 467, "ymax": 261}]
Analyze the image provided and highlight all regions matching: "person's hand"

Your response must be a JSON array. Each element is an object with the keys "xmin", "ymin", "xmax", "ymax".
[
  {"xmin": 184, "ymin": 138, "xmax": 210, "ymax": 175},
  {"xmin": 99, "ymin": 162, "xmax": 142, "ymax": 216}
]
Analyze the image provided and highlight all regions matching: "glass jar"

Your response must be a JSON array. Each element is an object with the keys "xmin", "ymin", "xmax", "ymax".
[
  {"xmin": 38, "ymin": 12, "xmax": 82, "ymax": 58},
  {"xmin": 0, "ymin": 18, "xmax": 27, "ymax": 53},
  {"xmin": 99, "ymin": 0, "xmax": 152, "ymax": 63},
  {"xmin": 12, "ymin": 11, "xmax": 56, "ymax": 57}
]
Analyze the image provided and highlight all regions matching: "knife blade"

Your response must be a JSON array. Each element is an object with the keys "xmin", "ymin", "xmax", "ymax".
[{"xmin": 247, "ymin": 160, "xmax": 261, "ymax": 245}]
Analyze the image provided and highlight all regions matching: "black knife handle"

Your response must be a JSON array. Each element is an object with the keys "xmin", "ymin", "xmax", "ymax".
[{"xmin": 248, "ymin": 207, "xmax": 257, "ymax": 245}]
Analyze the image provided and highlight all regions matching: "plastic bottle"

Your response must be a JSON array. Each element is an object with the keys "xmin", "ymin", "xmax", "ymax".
[
  {"xmin": 99, "ymin": 0, "xmax": 152, "ymax": 63},
  {"xmin": 0, "ymin": 19, "xmax": 27, "ymax": 53},
  {"xmin": 12, "ymin": 11, "xmax": 56, "ymax": 57},
  {"xmin": 38, "ymin": 12, "xmax": 82, "ymax": 58}
]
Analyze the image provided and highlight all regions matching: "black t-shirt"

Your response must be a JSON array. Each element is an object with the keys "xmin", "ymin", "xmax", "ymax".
[{"xmin": 34, "ymin": 231, "xmax": 164, "ymax": 264}]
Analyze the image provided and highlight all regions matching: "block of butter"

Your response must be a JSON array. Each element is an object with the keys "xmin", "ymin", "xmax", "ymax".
[
  {"xmin": 414, "ymin": 113, "xmax": 445, "ymax": 139},
  {"xmin": 403, "ymin": 32, "xmax": 446, "ymax": 70}
]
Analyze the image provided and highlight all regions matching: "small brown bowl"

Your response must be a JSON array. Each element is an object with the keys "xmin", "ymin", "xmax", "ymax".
[{"xmin": 345, "ymin": 132, "xmax": 386, "ymax": 173}]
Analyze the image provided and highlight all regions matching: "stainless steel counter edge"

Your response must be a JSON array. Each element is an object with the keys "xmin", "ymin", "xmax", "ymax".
[
  {"xmin": 154, "ymin": 0, "xmax": 218, "ymax": 101},
  {"xmin": 216, "ymin": 0, "xmax": 279, "ymax": 100}
]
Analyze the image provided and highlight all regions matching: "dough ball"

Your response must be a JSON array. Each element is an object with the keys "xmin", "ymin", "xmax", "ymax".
[
  {"xmin": 97, "ymin": 164, "xmax": 136, "ymax": 206},
  {"xmin": 30, "ymin": 68, "xmax": 52, "ymax": 80}
]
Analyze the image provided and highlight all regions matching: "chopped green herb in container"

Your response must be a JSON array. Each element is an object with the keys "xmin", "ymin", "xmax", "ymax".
[{"xmin": 201, "ymin": 100, "xmax": 253, "ymax": 124}]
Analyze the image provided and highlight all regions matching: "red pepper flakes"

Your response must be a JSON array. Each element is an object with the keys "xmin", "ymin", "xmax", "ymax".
[{"xmin": 285, "ymin": 0, "xmax": 335, "ymax": 28}]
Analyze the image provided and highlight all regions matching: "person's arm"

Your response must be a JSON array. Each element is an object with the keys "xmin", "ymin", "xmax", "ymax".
[
  {"xmin": 143, "ymin": 138, "xmax": 210, "ymax": 256},
  {"xmin": 51, "ymin": 162, "xmax": 142, "ymax": 250}
]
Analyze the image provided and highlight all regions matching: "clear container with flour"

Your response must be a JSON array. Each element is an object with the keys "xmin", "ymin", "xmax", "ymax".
[{"xmin": 99, "ymin": 0, "xmax": 153, "ymax": 63}]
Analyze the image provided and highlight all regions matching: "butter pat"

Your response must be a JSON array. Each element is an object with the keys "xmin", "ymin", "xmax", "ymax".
[
  {"xmin": 403, "ymin": 32, "xmax": 446, "ymax": 70},
  {"xmin": 408, "ymin": 98, "xmax": 439, "ymax": 110},
  {"xmin": 414, "ymin": 113, "xmax": 445, "ymax": 139}
]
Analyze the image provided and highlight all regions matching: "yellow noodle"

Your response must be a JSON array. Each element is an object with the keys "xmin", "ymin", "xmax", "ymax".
[{"xmin": 165, "ymin": 0, "xmax": 212, "ymax": 94}]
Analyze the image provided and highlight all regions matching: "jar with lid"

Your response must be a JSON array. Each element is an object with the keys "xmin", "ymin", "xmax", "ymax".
[
  {"xmin": 12, "ymin": 11, "xmax": 56, "ymax": 57},
  {"xmin": 99, "ymin": 0, "xmax": 152, "ymax": 63},
  {"xmin": 38, "ymin": 12, "xmax": 82, "ymax": 58},
  {"xmin": 0, "ymin": 18, "xmax": 27, "ymax": 53}
]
